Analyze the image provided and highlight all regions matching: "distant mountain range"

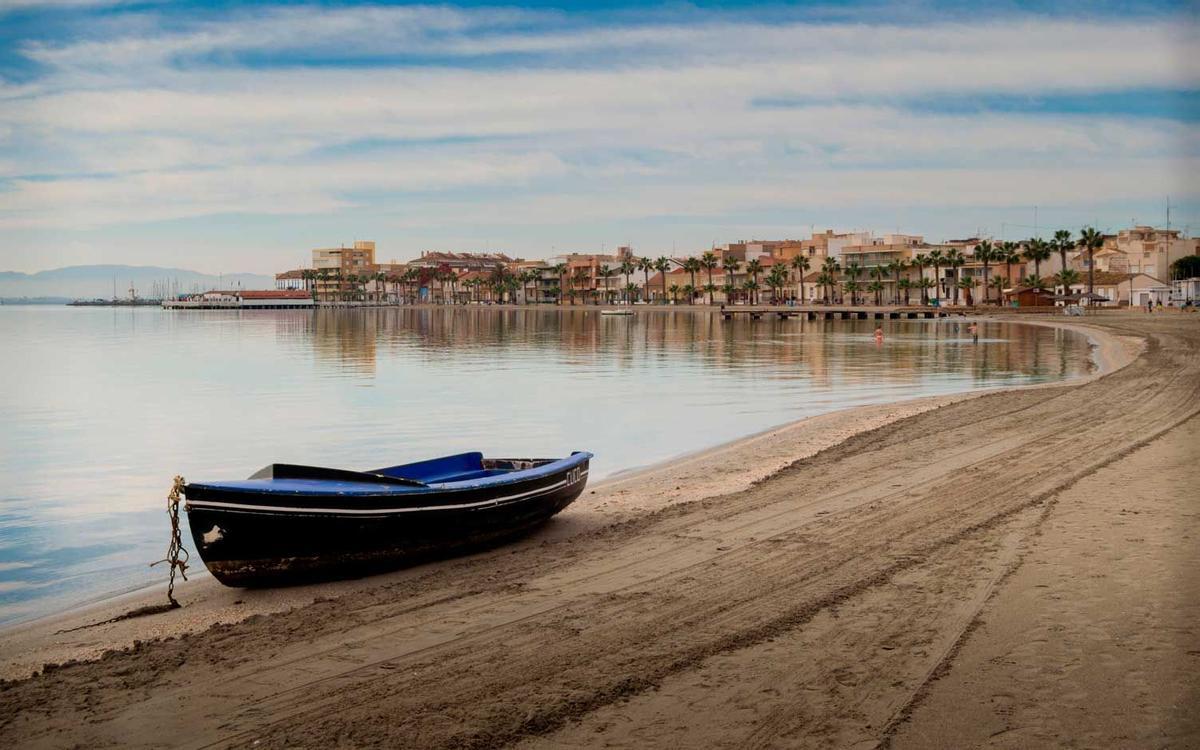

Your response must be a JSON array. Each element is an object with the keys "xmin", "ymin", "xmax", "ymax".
[{"xmin": 0, "ymin": 265, "xmax": 275, "ymax": 300}]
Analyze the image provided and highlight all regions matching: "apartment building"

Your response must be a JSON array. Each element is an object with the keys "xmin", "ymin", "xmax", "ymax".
[
  {"xmin": 311, "ymin": 240, "xmax": 376, "ymax": 297},
  {"xmin": 1089, "ymin": 227, "xmax": 1198, "ymax": 279}
]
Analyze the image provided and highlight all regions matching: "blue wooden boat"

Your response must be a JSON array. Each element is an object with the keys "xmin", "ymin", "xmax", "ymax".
[{"xmin": 183, "ymin": 451, "xmax": 592, "ymax": 586}]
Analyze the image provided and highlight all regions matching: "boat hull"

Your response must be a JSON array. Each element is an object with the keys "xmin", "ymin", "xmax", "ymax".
[{"xmin": 184, "ymin": 457, "xmax": 589, "ymax": 587}]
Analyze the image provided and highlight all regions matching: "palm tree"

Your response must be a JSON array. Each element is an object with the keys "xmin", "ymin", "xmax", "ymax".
[
  {"xmin": 553, "ymin": 263, "xmax": 568, "ymax": 305},
  {"xmin": 677, "ymin": 257, "xmax": 701, "ymax": 304},
  {"xmin": 973, "ymin": 240, "xmax": 995, "ymax": 304},
  {"xmin": 376, "ymin": 271, "xmax": 388, "ymax": 304},
  {"xmin": 815, "ymin": 271, "xmax": 833, "ymax": 303},
  {"xmin": 745, "ymin": 259, "xmax": 763, "ymax": 305},
  {"xmin": 897, "ymin": 277, "xmax": 913, "ymax": 305},
  {"xmin": 668, "ymin": 283, "xmax": 681, "ymax": 305},
  {"xmin": 619, "ymin": 259, "xmax": 636, "ymax": 304},
  {"xmin": 988, "ymin": 275, "xmax": 1006, "ymax": 303},
  {"xmin": 886, "ymin": 260, "xmax": 905, "ymax": 304},
  {"xmin": 1053, "ymin": 229, "xmax": 1073, "ymax": 279},
  {"xmin": 721, "ymin": 282, "xmax": 738, "ymax": 304},
  {"xmin": 918, "ymin": 277, "xmax": 935, "ymax": 302},
  {"xmin": 766, "ymin": 267, "xmax": 788, "ymax": 303},
  {"xmin": 843, "ymin": 279, "xmax": 862, "ymax": 306},
  {"xmin": 844, "ymin": 263, "xmax": 863, "ymax": 304},
  {"xmin": 1022, "ymin": 274, "xmax": 1045, "ymax": 290},
  {"xmin": 1023, "ymin": 238, "xmax": 1051, "ymax": 282},
  {"xmin": 599, "ymin": 264, "xmax": 615, "ymax": 304},
  {"xmin": 869, "ymin": 266, "xmax": 885, "ymax": 305},
  {"xmin": 925, "ymin": 249, "xmax": 944, "ymax": 303},
  {"xmin": 944, "ymin": 249, "xmax": 965, "ymax": 305},
  {"xmin": 722, "ymin": 257, "xmax": 742, "ymax": 303},
  {"xmin": 868, "ymin": 279, "xmax": 884, "ymax": 306},
  {"xmin": 654, "ymin": 257, "xmax": 671, "ymax": 303},
  {"xmin": 1053, "ymin": 268, "xmax": 1080, "ymax": 294},
  {"xmin": 790, "ymin": 255, "xmax": 811, "ymax": 304},
  {"xmin": 624, "ymin": 282, "xmax": 638, "ymax": 303},
  {"xmin": 572, "ymin": 267, "xmax": 590, "ymax": 305},
  {"xmin": 911, "ymin": 253, "xmax": 928, "ymax": 304},
  {"xmin": 701, "ymin": 251, "xmax": 719, "ymax": 304},
  {"xmin": 820, "ymin": 257, "xmax": 840, "ymax": 303},
  {"xmin": 637, "ymin": 257, "xmax": 654, "ymax": 303},
  {"xmin": 1077, "ymin": 226, "xmax": 1105, "ymax": 297},
  {"xmin": 742, "ymin": 278, "xmax": 759, "ymax": 303},
  {"xmin": 683, "ymin": 283, "xmax": 696, "ymax": 304},
  {"xmin": 957, "ymin": 277, "xmax": 977, "ymax": 305},
  {"xmin": 1001, "ymin": 242, "xmax": 1021, "ymax": 291}
]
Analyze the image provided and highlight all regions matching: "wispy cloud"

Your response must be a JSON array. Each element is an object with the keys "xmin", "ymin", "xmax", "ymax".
[{"xmin": 0, "ymin": 1, "xmax": 1196, "ymax": 268}]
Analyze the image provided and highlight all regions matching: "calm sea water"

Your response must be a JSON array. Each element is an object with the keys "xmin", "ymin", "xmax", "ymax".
[{"xmin": 0, "ymin": 305, "xmax": 1093, "ymax": 625}]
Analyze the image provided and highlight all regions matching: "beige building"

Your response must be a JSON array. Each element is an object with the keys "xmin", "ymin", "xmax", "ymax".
[
  {"xmin": 1087, "ymin": 227, "xmax": 1198, "ymax": 279},
  {"xmin": 311, "ymin": 240, "xmax": 376, "ymax": 297}
]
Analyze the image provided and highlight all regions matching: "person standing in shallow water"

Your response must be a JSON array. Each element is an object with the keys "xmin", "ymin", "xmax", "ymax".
[
  {"xmin": 968, "ymin": 323, "xmax": 979, "ymax": 343},
  {"xmin": 874, "ymin": 326, "xmax": 884, "ymax": 344}
]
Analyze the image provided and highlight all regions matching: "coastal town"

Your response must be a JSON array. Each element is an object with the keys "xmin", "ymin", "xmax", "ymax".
[{"xmin": 164, "ymin": 225, "xmax": 1200, "ymax": 310}]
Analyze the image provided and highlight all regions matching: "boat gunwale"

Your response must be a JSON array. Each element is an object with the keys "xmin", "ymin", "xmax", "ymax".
[{"xmin": 183, "ymin": 453, "xmax": 592, "ymax": 513}]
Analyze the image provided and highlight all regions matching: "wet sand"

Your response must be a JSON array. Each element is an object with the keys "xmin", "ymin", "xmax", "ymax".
[{"xmin": 1, "ymin": 312, "xmax": 1196, "ymax": 749}]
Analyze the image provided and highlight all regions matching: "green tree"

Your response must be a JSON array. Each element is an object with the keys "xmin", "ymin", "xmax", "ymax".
[
  {"xmin": 1170, "ymin": 254, "xmax": 1200, "ymax": 279},
  {"xmin": 1053, "ymin": 268, "xmax": 1080, "ymax": 292},
  {"xmin": 1077, "ymin": 227, "xmax": 1105, "ymax": 297},
  {"xmin": 680, "ymin": 257, "xmax": 701, "ymax": 304},
  {"xmin": 867, "ymin": 279, "xmax": 884, "ymax": 306},
  {"xmin": 973, "ymin": 240, "xmax": 996, "ymax": 304},
  {"xmin": 722, "ymin": 257, "xmax": 742, "ymax": 303},
  {"xmin": 637, "ymin": 257, "xmax": 654, "ymax": 303},
  {"xmin": 869, "ymin": 266, "xmax": 886, "ymax": 305},
  {"xmin": 886, "ymin": 259, "xmax": 905, "ymax": 305},
  {"xmin": 790, "ymin": 255, "xmax": 811, "ymax": 304},
  {"xmin": 1053, "ymin": 229, "xmax": 1073, "ymax": 278},
  {"xmin": 1023, "ymin": 238, "xmax": 1052, "ymax": 282},
  {"xmin": 721, "ymin": 282, "xmax": 737, "ymax": 304},
  {"xmin": 957, "ymin": 276, "xmax": 978, "ymax": 305},
  {"xmin": 911, "ymin": 253, "xmax": 928, "ymax": 304},
  {"xmin": 745, "ymin": 259, "xmax": 763, "ymax": 305},
  {"xmin": 926, "ymin": 249, "xmax": 944, "ymax": 302},
  {"xmin": 655, "ymin": 257, "xmax": 671, "ymax": 303},
  {"xmin": 553, "ymin": 263, "xmax": 568, "ymax": 305},
  {"xmin": 944, "ymin": 249, "xmax": 965, "ymax": 305},
  {"xmin": 699, "ymin": 251, "xmax": 719, "ymax": 304},
  {"xmin": 843, "ymin": 279, "xmax": 862, "ymax": 306},
  {"xmin": 619, "ymin": 258, "xmax": 636, "ymax": 304}
]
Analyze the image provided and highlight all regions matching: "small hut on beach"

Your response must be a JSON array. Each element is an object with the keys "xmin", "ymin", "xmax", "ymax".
[{"xmin": 1003, "ymin": 287, "xmax": 1056, "ymax": 307}]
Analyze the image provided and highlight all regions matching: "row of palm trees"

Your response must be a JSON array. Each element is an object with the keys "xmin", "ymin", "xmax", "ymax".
[
  {"xmin": 295, "ymin": 227, "xmax": 1107, "ymax": 307},
  {"xmin": 808, "ymin": 227, "xmax": 1102, "ymax": 307}
]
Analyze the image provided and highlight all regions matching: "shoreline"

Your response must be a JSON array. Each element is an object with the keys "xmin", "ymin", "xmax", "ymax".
[
  {"xmin": 3, "ymin": 312, "xmax": 1194, "ymax": 749},
  {"xmin": 0, "ymin": 315, "xmax": 1136, "ymax": 680}
]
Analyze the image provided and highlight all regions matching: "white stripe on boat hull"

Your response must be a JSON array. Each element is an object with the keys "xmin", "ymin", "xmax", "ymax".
[{"xmin": 186, "ymin": 475, "xmax": 583, "ymax": 516}]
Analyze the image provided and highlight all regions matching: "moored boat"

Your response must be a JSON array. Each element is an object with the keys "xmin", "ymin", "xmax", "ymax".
[{"xmin": 184, "ymin": 451, "xmax": 592, "ymax": 586}]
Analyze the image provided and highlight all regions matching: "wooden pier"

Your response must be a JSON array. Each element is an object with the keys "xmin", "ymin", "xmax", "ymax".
[{"xmin": 719, "ymin": 306, "xmax": 949, "ymax": 321}]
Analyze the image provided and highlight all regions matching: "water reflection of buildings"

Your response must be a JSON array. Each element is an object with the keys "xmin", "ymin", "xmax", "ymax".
[{"xmin": 280, "ymin": 309, "xmax": 1089, "ymax": 388}]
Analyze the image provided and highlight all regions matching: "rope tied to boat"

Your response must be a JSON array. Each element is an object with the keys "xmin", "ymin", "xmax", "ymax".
[{"xmin": 150, "ymin": 475, "xmax": 190, "ymax": 608}]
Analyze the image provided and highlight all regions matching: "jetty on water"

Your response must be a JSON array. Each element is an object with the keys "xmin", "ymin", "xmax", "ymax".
[{"xmin": 717, "ymin": 306, "xmax": 951, "ymax": 321}]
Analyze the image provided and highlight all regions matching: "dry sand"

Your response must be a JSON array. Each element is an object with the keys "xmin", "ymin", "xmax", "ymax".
[{"xmin": 0, "ymin": 312, "xmax": 1195, "ymax": 749}]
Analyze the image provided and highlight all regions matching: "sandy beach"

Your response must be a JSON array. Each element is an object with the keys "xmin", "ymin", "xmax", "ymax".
[{"xmin": 1, "ymin": 311, "xmax": 1196, "ymax": 749}]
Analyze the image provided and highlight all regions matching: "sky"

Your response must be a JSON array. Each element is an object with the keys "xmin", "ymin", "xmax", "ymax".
[{"xmin": 0, "ymin": 0, "xmax": 1197, "ymax": 274}]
